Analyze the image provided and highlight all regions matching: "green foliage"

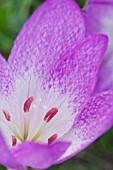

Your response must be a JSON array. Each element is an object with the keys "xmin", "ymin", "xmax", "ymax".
[
  {"xmin": 0, "ymin": 0, "xmax": 113, "ymax": 170},
  {"xmin": 0, "ymin": 0, "xmax": 44, "ymax": 59},
  {"xmin": 76, "ymin": 0, "xmax": 87, "ymax": 8}
]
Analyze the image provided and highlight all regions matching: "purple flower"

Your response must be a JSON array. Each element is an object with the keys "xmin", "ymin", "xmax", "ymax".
[
  {"xmin": 83, "ymin": 0, "xmax": 113, "ymax": 93},
  {"xmin": 0, "ymin": 0, "xmax": 113, "ymax": 169}
]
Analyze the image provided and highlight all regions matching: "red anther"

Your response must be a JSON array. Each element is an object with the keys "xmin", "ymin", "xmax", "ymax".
[
  {"xmin": 2, "ymin": 109, "xmax": 11, "ymax": 121},
  {"xmin": 44, "ymin": 108, "xmax": 58, "ymax": 122},
  {"xmin": 24, "ymin": 96, "xmax": 34, "ymax": 113},
  {"xmin": 48, "ymin": 134, "xmax": 58, "ymax": 144},
  {"xmin": 12, "ymin": 135, "xmax": 17, "ymax": 146}
]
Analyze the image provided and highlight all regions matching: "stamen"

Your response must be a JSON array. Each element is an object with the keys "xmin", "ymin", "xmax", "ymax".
[
  {"xmin": 31, "ymin": 122, "xmax": 46, "ymax": 141},
  {"xmin": 12, "ymin": 122, "xmax": 23, "ymax": 141},
  {"xmin": 24, "ymin": 114, "xmax": 29, "ymax": 140},
  {"xmin": 48, "ymin": 134, "xmax": 58, "ymax": 144},
  {"xmin": 24, "ymin": 96, "xmax": 34, "ymax": 113},
  {"xmin": 12, "ymin": 135, "xmax": 17, "ymax": 146},
  {"xmin": 2, "ymin": 109, "xmax": 11, "ymax": 121},
  {"xmin": 44, "ymin": 108, "xmax": 58, "ymax": 122}
]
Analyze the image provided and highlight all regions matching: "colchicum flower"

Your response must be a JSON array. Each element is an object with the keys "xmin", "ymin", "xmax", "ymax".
[
  {"xmin": 0, "ymin": 0, "xmax": 113, "ymax": 169},
  {"xmin": 83, "ymin": 0, "xmax": 113, "ymax": 93}
]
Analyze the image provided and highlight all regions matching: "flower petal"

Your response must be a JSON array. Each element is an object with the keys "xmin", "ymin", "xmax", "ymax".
[
  {"xmin": 0, "ymin": 58, "xmax": 13, "ymax": 96},
  {"xmin": 84, "ymin": 0, "xmax": 113, "ymax": 54},
  {"xmin": 11, "ymin": 141, "xmax": 70, "ymax": 169},
  {"xmin": 8, "ymin": 0, "xmax": 85, "ymax": 74},
  {"xmin": 83, "ymin": 0, "xmax": 113, "ymax": 92},
  {"xmin": 94, "ymin": 52, "xmax": 113, "ymax": 93},
  {"xmin": 0, "ymin": 53, "xmax": 6, "ymax": 79},
  {"xmin": 88, "ymin": 0, "xmax": 113, "ymax": 3},
  {"xmin": 37, "ymin": 34, "xmax": 108, "ymax": 142},
  {"xmin": 0, "ymin": 35, "xmax": 108, "ymax": 144},
  {"xmin": 56, "ymin": 90, "xmax": 113, "ymax": 163},
  {"xmin": 83, "ymin": 0, "xmax": 113, "ymax": 53},
  {"xmin": 0, "ymin": 131, "xmax": 23, "ymax": 170}
]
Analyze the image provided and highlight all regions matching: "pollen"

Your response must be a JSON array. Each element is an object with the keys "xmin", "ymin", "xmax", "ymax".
[
  {"xmin": 44, "ymin": 107, "xmax": 58, "ymax": 122},
  {"xmin": 2, "ymin": 109, "xmax": 11, "ymax": 121},
  {"xmin": 24, "ymin": 96, "xmax": 34, "ymax": 113},
  {"xmin": 12, "ymin": 135, "xmax": 17, "ymax": 146},
  {"xmin": 48, "ymin": 134, "xmax": 58, "ymax": 144}
]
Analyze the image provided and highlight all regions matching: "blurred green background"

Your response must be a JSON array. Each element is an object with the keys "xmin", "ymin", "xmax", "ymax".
[{"xmin": 0, "ymin": 0, "xmax": 113, "ymax": 170}]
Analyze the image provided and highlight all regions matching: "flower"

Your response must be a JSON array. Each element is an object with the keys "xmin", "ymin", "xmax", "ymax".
[
  {"xmin": 0, "ymin": 0, "xmax": 113, "ymax": 169},
  {"xmin": 82, "ymin": 0, "xmax": 113, "ymax": 93}
]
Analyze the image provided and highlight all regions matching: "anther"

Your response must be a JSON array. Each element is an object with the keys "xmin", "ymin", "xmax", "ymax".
[
  {"xmin": 2, "ymin": 109, "xmax": 11, "ymax": 121},
  {"xmin": 44, "ymin": 108, "xmax": 58, "ymax": 122},
  {"xmin": 24, "ymin": 96, "xmax": 34, "ymax": 113},
  {"xmin": 48, "ymin": 134, "xmax": 58, "ymax": 144},
  {"xmin": 12, "ymin": 135, "xmax": 17, "ymax": 146}
]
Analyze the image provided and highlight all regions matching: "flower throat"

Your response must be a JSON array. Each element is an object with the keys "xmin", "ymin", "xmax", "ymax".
[{"xmin": 2, "ymin": 96, "xmax": 59, "ymax": 146}]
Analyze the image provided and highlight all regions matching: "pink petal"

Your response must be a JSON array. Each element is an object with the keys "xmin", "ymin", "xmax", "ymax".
[
  {"xmin": 37, "ymin": 34, "xmax": 108, "ymax": 141},
  {"xmin": 85, "ymin": 0, "xmax": 113, "ymax": 37},
  {"xmin": 0, "ymin": 131, "xmax": 23, "ymax": 170},
  {"xmin": 0, "ymin": 53, "xmax": 13, "ymax": 96},
  {"xmin": 8, "ymin": 0, "xmax": 85, "ymax": 74},
  {"xmin": 84, "ymin": 1, "xmax": 113, "ymax": 54},
  {"xmin": 11, "ymin": 141, "xmax": 70, "ymax": 169},
  {"xmin": 88, "ymin": 0, "xmax": 113, "ymax": 2},
  {"xmin": 0, "ymin": 53, "xmax": 6, "ymax": 78},
  {"xmin": 56, "ymin": 90, "xmax": 113, "ymax": 163},
  {"xmin": 83, "ymin": 0, "xmax": 113, "ymax": 92},
  {"xmin": 94, "ymin": 52, "xmax": 113, "ymax": 93},
  {"xmin": 0, "ymin": 35, "xmax": 108, "ymax": 142},
  {"xmin": 0, "ymin": 53, "xmax": 10, "ymax": 96}
]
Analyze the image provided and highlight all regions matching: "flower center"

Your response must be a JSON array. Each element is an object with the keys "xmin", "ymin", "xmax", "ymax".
[{"xmin": 2, "ymin": 96, "xmax": 58, "ymax": 146}]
